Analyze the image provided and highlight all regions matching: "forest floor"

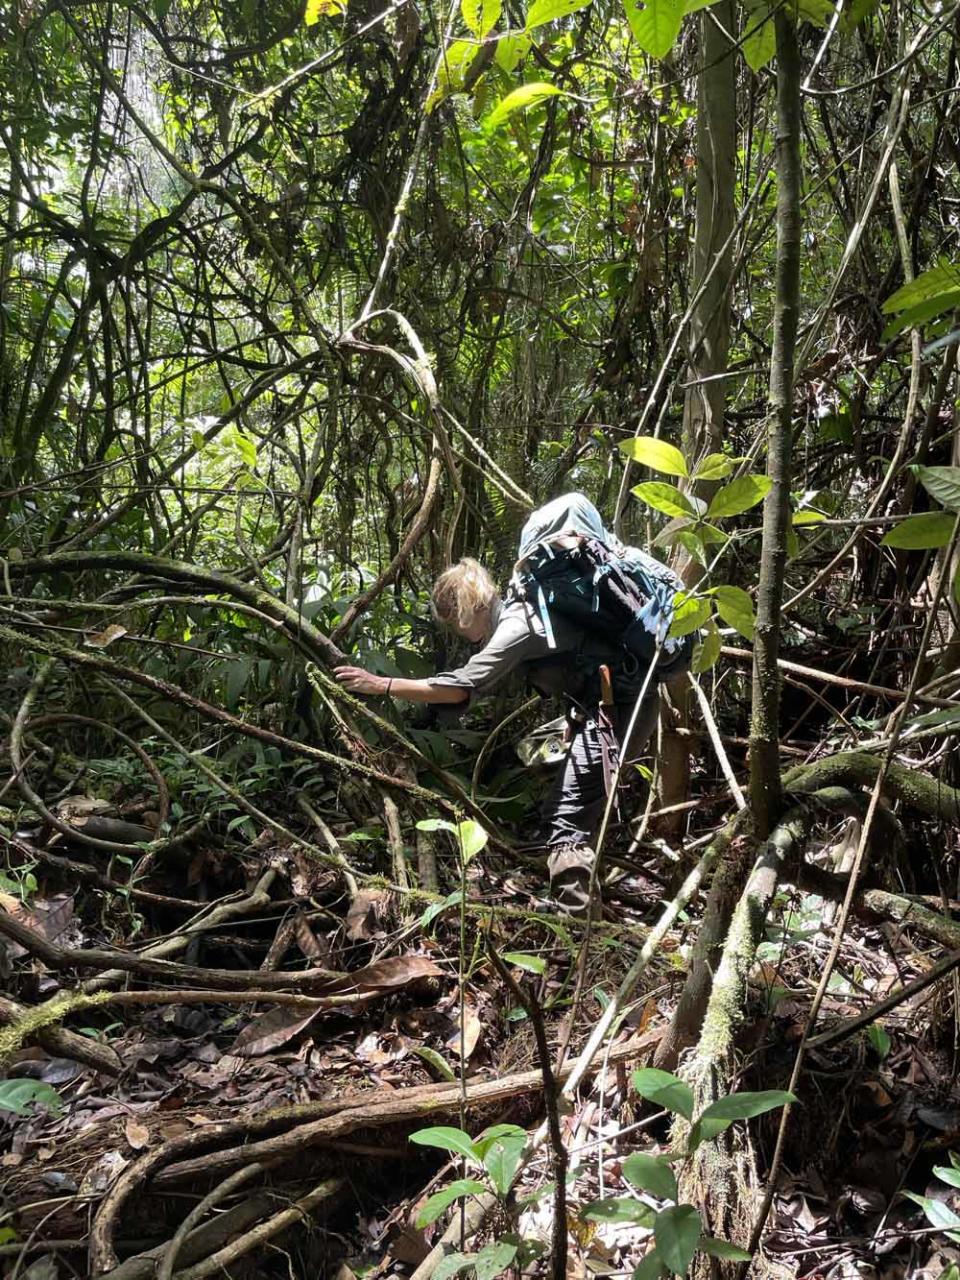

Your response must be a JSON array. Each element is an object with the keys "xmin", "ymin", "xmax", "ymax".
[{"xmin": 2, "ymin": 792, "xmax": 959, "ymax": 1280}]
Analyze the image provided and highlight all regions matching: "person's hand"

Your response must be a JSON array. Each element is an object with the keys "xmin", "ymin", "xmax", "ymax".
[{"xmin": 334, "ymin": 665, "xmax": 390, "ymax": 696}]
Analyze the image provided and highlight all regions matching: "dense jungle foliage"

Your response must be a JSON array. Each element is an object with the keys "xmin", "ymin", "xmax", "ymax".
[{"xmin": 4, "ymin": 0, "xmax": 960, "ymax": 1276}]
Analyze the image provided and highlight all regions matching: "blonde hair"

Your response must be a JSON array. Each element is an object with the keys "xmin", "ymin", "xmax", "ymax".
[{"xmin": 431, "ymin": 558, "xmax": 497, "ymax": 629}]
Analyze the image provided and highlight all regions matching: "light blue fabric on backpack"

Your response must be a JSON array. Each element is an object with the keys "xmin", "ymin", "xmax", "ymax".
[{"xmin": 517, "ymin": 493, "xmax": 609, "ymax": 560}]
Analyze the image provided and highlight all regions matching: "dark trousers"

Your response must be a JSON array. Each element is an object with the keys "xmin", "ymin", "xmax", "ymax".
[{"xmin": 539, "ymin": 692, "xmax": 660, "ymax": 851}]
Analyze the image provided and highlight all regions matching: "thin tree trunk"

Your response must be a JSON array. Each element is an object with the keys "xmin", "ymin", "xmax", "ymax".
[
  {"xmin": 749, "ymin": 11, "xmax": 802, "ymax": 837},
  {"xmin": 658, "ymin": 1, "xmax": 737, "ymax": 837}
]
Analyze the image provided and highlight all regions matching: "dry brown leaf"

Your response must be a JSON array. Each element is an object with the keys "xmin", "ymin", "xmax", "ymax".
[
  {"xmin": 84, "ymin": 623, "xmax": 128, "ymax": 649},
  {"xmin": 339, "ymin": 954, "xmax": 442, "ymax": 993},
  {"xmin": 124, "ymin": 1119, "xmax": 150, "ymax": 1151},
  {"xmin": 345, "ymin": 888, "xmax": 388, "ymax": 941},
  {"xmin": 446, "ymin": 1002, "xmax": 482, "ymax": 1060},
  {"xmin": 229, "ymin": 1004, "xmax": 323, "ymax": 1058},
  {"xmin": 294, "ymin": 910, "xmax": 327, "ymax": 961}
]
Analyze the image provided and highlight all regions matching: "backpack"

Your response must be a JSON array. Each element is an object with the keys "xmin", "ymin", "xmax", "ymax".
[{"xmin": 510, "ymin": 493, "xmax": 694, "ymax": 683}]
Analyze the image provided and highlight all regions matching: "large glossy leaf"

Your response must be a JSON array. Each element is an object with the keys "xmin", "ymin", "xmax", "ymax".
[
  {"xmin": 668, "ymin": 595, "xmax": 711, "ymax": 638},
  {"xmin": 416, "ymin": 1179, "xmax": 489, "ymax": 1227},
  {"xmin": 632, "ymin": 482, "xmax": 697, "ymax": 519},
  {"xmin": 525, "ymin": 0, "xmax": 592, "ymax": 29},
  {"xmin": 623, "ymin": 0, "xmax": 685, "ymax": 58},
  {"xmin": 462, "ymin": 0, "xmax": 501, "ymax": 35},
  {"xmin": 881, "ymin": 512, "xmax": 955, "ymax": 549},
  {"xmin": 913, "ymin": 465, "xmax": 960, "ymax": 512},
  {"xmin": 695, "ymin": 1089, "xmax": 796, "ymax": 1140},
  {"xmin": 632, "ymin": 1068, "xmax": 694, "ymax": 1120},
  {"xmin": 693, "ymin": 452, "xmax": 734, "ymax": 481},
  {"xmin": 495, "ymin": 30, "xmax": 532, "ymax": 70},
  {"xmin": 480, "ymin": 1129, "xmax": 526, "ymax": 1196},
  {"xmin": 409, "ymin": 1125, "xmax": 479, "ymax": 1163},
  {"xmin": 742, "ymin": 2, "xmax": 775, "ymax": 70},
  {"xmin": 711, "ymin": 584, "xmax": 755, "ymax": 641},
  {"xmin": 622, "ymin": 1152, "xmax": 678, "ymax": 1200},
  {"xmin": 705, "ymin": 474, "xmax": 772, "ymax": 518},
  {"xmin": 485, "ymin": 82, "xmax": 565, "ymax": 129},
  {"xmin": 654, "ymin": 1204, "xmax": 701, "ymax": 1275},
  {"xmin": 884, "ymin": 260, "xmax": 960, "ymax": 315},
  {"xmin": 619, "ymin": 435, "xmax": 688, "ymax": 478}
]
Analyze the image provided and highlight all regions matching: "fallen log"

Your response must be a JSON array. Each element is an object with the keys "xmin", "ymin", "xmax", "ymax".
[{"xmin": 86, "ymin": 1030, "xmax": 660, "ymax": 1274}]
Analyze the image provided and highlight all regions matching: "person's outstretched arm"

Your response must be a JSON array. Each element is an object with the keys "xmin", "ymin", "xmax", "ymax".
[{"xmin": 334, "ymin": 666, "xmax": 469, "ymax": 704}]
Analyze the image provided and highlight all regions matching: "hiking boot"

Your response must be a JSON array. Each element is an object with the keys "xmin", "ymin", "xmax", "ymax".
[{"xmin": 547, "ymin": 843, "xmax": 599, "ymax": 919}]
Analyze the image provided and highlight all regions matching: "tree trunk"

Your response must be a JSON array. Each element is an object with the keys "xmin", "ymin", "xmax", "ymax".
[
  {"xmin": 657, "ymin": 1, "xmax": 737, "ymax": 837},
  {"xmin": 749, "ymin": 12, "xmax": 802, "ymax": 838}
]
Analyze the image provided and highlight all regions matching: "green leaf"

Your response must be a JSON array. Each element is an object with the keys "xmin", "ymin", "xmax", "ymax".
[
  {"xmin": 884, "ymin": 260, "xmax": 960, "ymax": 315},
  {"xmin": 428, "ymin": 40, "xmax": 482, "ymax": 110},
  {"xmin": 632, "ymin": 1068, "xmax": 695, "ymax": 1120},
  {"xmin": 494, "ymin": 30, "xmax": 532, "ymax": 70},
  {"xmin": 412, "ymin": 1046, "xmax": 457, "ymax": 1081},
  {"xmin": 792, "ymin": 510, "xmax": 826, "ymax": 525},
  {"xmin": 705, "ymin": 474, "xmax": 772, "ymax": 519},
  {"xmin": 623, "ymin": 0, "xmax": 685, "ymax": 58},
  {"xmin": 904, "ymin": 1192, "xmax": 960, "ymax": 1242},
  {"xmin": 711, "ymin": 584, "xmax": 755, "ymax": 641},
  {"xmin": 668, "ymin": 595, "xmax": 710, "ymax": 638},
  {"xmin": 409, "ymin": 1126, "xmax": 479, "ymax": 1163},
  {"xmin": 742, "ymin": 2, "xmax": 775, "ymax": 71},
  {"xmin": 583, "ymin": 1197, "xmax": 657, "ymax": 1225},
  {"xmin": 696, "ymin": 1089, "xmax": 796, "ymax": 1140},
  {"xmin": 457, "ymin": 818, "xmax": 488, "ymax": 864},
  {"xmin": 622, "ymin": 1152, "xmax": 678, "ymax": 1200},
  {"xmin": 0, "ymin": 1079, "xmax": 62, "ymax": 1117},
  {"xmin": 881, "ymin": 512, "xmax": 956, "ymax": 549},
  {"xmin": 632, "ymin": 482, "xmax": 697, "ymax": 519},
  {"xmin": 485, "ymin": 82, "xmax": 566, "ymax": 129},
  {"xmin": 619, "ymin": 436, "xmax": 689, "ymax": 478},
  {"xmin": 417, "ymin": 1179, "xmax": 489, "ymax": 1227},
  {"xmin": 421, "ymin": 890, "xmax": 464, "ymax": 929},
  {"xmin": 501, "ymin": 951, "xmax": 546, "ymax": 974},
  {"xmin": 633, "ymin": 1251, "xmax": 667, "ymax": 1280},
  {"xmin": 669, "ymin": 530, "xmax": 707, "ymax": 568},
  {"xmin": 473, "ymin": 1123, "xmax": 527, "ymax": 1159},
  {"xmin": 696, "ymin": 522, "xmax": 729, "ymax": 546},
  {"xmin": 232, "ymin": 429, "xmax": 257, "ymax": 469},
  {"xmin": 934, "ymin": 1166, "xmax": 960, "ymax": 1191},
  {"xmin": 434, "ymin": 1251, "xmax": 478, "ymax": 1280},
  {"xmin": 525, "ymin": 0, "xmax": 591, "ymax": 26},
  {"xmin": 693, "ymin": 452, "xmax": 734, "ymax": 481},
  {"xmin": 462, "ymin": 0, "xmax": 501, "ymax": 35},
  {"xmin": 884, "ymin": 291, "xmax": 960, "ymax": 339},
  {"xmin": 479, "ymin": 1128, "xmax": 527, "ymax": 1196},
  {"xmin": 416, "ymin": 817, "xmax": 456, "ymax": 833},
  {"xmin": 700, "ymin": 1237, "xmax": 752, "ymax": 1261},
  {"xmin": 693, "ymin": 620, "xmax": 721, "ymax": 673},
  {"xmin": 913, "ymin": 465, "xmax": 960, "ymax": 513},
  {"xmin": 474, "ymin": 1239, "xmax": 518, "ymax": 1280},
  {"xmin": 867, "ymin": 1022, "xmax": 891, "ymax": 1060},
  {"xmin": 654, "ymin": 1204, "xmax": 701, "ymax": 1275}
]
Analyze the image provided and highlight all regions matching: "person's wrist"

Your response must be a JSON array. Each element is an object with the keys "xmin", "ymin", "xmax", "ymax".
[{"xmin": 383, "ymin": 677, "xmax": 393, "ymax": 696}]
